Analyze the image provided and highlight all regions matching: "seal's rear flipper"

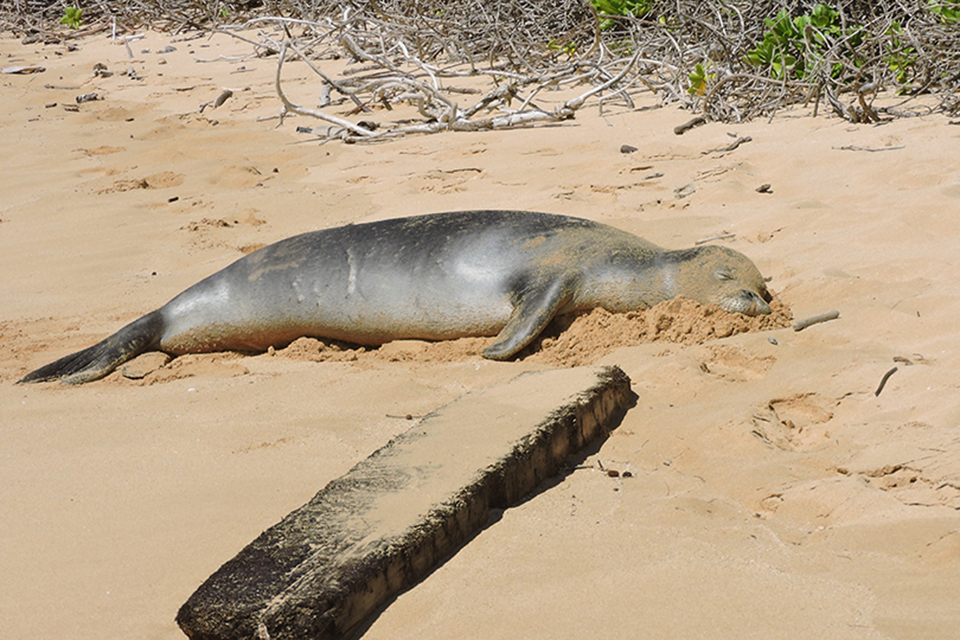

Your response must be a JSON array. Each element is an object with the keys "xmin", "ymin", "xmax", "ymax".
[
  {"xmin": 18, "ymin": 311, "xmax": 165, "ymax": 385},
  {"xmin": 482, "ymin": 277, "xmax": 572, "ymax": 360}
]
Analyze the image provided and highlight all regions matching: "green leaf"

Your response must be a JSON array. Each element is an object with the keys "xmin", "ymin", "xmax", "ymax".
[
  {"xmin": 60, "ymin": 6, "xmax": 82, "ymax": 29},
  {"xmin": 928, "ymin": 1, "xmax": 960, "ymax": 24},
  {"xmin": 688, "ymin": 62, "xmax": 709, "ymax": 95}
]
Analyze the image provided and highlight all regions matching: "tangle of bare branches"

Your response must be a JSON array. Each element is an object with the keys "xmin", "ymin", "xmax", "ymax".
[{"xmin": 3, "ymin": 0, "xmax": 958, "ymax": 137}]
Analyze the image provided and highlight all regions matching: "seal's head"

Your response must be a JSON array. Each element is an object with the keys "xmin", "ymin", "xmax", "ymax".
[{"xmin": 670, "ymin": 245, "xmax": 772, "ymax": 316}]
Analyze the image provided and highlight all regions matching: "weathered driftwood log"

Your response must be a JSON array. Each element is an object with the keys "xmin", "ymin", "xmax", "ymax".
[{"xmin": 177, "ymin": 365, "xmax": 634, "ymax": 640}]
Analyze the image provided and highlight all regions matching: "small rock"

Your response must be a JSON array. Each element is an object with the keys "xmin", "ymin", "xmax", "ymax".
[
  {"xmin": 121, "ymin": 352, "xmax": 171, "ymax": 379},
  {"xmin": 620, "ymin": 144, "xmax": 638, "ymax": 154}
]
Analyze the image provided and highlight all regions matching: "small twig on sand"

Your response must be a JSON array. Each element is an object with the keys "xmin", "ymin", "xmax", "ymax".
[
  {"xmin": 695, "ymin": 232, "xmax": 736, "ymax": 245},
  {"xmin": 674, "ymin": 116, "xmax": 706, "ymax": 135},
  {"xmin": 703, "ymin": 135, "xmax": 752, "ymax": 154},
  {"xmin": 874, "ymin": 366, "xmax": 898, "ymax": 397},
  {"xmin": 792, "ymin": 310, "xmax": 840, "ymax": 331},
  {"xmin": 834, "ymin": 145, "xmax": 905, "ymax": 152}
]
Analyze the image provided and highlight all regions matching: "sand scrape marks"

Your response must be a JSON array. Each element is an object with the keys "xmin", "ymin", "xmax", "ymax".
[
  {"xmin": 697, "ymin": 344, "xmax": 776, "ymax": 381},
  {"xmin": 97, "ymin": 171, "xmax": 185, "ymax": 193},
  {"xmin": 854, "ymin": 464, "xmax": 960, "ymax": 509},
  {"xmin": 409, "ymin": 167, "xmax": 484, "ymax": 194},
  {"xmin": 751, "ymin": 393, "xmax": 837, "ymax": 451},
  {"xmin": 6, "ymin": 316, "xmax": 131, "ymax": 383},
  {"xmin": 180, "ymin": 210, "xmax": 267, "ymax": 251},
  {"xmin": 3, "ymin": 319, "xmax": 60, "ymax": 382},
  {"xmin": 78, "ymin": 145, "xmax": 125, "ymax": 156},
  {"xmin": 207, "ymin": 165, "xmax": 270, "ymax": 189},
  {"xmin": 837, "ymin": 422, "xmax": 960, "ymax": 510}
]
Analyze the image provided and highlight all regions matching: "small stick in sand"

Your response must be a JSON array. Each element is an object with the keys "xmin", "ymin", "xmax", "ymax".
[
  {"xmin": 695, "ymin": 232, "xmax": 736, "ymax": 245},
  {"xmin": 792, "ymin": 310, "xmax": 840, "ymax": 331},
  {"xmin": 834, "ymin": 145, "xmax": 905, "ymax": 152},
  {"xmin": 874, "ymin": 366, "xmax": 898, "ymax": 397},
  {"xmin": 674, "ymin": 116, "xmax": 706, "ymax": 135},
  {"xmin": 2, "ymin": 65, "xmax": 46, "ymax": 74},
  {"xmin": 703, "ymin": 135, "xmax": 752, "ymax": 154}
]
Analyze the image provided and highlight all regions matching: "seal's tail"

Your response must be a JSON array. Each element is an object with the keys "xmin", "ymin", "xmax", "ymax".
[{"xmin": 18, "ymin": 311, "xmax": 165, "ymax": 385}]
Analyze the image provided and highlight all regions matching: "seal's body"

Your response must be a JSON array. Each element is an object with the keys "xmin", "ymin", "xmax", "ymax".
[{"xmin": 20, "ymin": 210, "xmax": 772, "ymax": 384}]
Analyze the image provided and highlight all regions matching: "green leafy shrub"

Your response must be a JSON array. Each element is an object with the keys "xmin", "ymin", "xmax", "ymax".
[
  {"xmin": 60, "ymin": 6, "xmax": 82, "ymax": 29},
  {"xmin": 590, "ymin": 0, "xmax": 652, "ymax": 29},
  {"xmin": 744, "ymin": 4, "xmax": 861, "ymax": 80},
  {"xmin": 927, "ymin": 0, "xmax": 960, "ymax": 23},
  {"xmin": 688, "ymin": 62, "xmax": 713, "ymax": 95}
]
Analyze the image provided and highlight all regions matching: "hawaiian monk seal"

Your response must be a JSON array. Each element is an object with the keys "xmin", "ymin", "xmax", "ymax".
[{"xmin": 19, "ymin": 210, "xmax": 772, "ymax": 385}]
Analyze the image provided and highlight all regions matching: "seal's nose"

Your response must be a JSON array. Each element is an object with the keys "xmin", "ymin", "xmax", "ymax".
[
  {"xmin": 759, "ymin": 283, "xmax": 773, "ymax": 303},
  {"xmin": 744, "ymin": 289, "xmax": 772, "ymax": 315}
]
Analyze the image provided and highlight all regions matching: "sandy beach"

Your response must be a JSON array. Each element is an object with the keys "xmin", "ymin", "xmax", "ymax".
[{"xmin": 2, "ymin": 26, "xmax": 959, "ymax": 639}]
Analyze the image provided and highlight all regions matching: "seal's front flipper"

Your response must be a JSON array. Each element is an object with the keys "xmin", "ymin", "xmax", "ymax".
[
  {"xmin": 18, "ymin": 311, "xmax": 165, "ymax": 385},
  {"xmin": 483, "ymin": 277, "xmax": 573, "ymax": 360}
]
